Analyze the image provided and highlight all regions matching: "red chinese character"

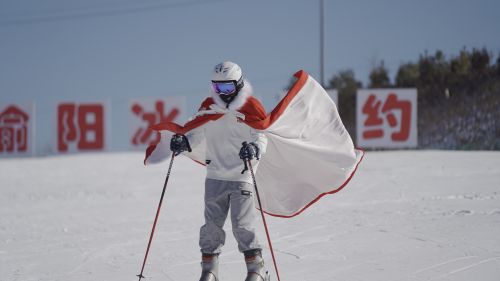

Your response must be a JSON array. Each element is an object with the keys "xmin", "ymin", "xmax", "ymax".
[
  {"xmin": 362, "ymin": 94, "xmax": 384, "ymax": 139},
  {"xmin": 57, "ymin": 103, "xmax": 104, "ymax": 152},
  {"xmin": 362, "ymin": 93, "xmax": 412, "ymax": 142},
  {"xmin": 131, "ymin": 101, "xmax": 179, "ymax": 146},
  {"xmin": 381, "ymin": 93, "xmax": 411, "ymax": 141},
  {"xmin": 0, "ymin": 105, "xmax": 29, "ymax": 153}
]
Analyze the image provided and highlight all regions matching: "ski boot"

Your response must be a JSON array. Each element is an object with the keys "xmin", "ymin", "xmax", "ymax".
[
  {"xmin": 244, "ymin": 250, "xmax": 270, "ymax": 281},
  {"xmin": 199, "ymin": 253, "xmax": 219, "ymax": 281}
]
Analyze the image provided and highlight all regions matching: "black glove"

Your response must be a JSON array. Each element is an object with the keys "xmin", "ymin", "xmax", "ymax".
[
  {"xmin": 170, "ymin": 134, "xmax": 191, "ymax": 156},
  {"xmin": 239, "ymin": 142, "xmax": 260, "ymax": 161}
]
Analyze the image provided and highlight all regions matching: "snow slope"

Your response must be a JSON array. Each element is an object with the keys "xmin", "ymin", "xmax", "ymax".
[{"xmin": 1, "ymin": 151, "xmax": 500, "ymax": 281}]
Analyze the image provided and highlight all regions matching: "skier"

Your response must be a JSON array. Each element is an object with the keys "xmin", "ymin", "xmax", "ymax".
[
  {"xmin": 144, "ymin": 62, "xmax": 364, "ymax": 281},
  {"xmin": 169, "ymin": 61, "xmax": 270, "ymax": 281}
]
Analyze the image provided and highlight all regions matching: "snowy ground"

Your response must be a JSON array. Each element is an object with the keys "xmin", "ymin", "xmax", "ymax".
[{"xmin": 1, "ymin": 151, "xmax": 500, "ymax": 281}]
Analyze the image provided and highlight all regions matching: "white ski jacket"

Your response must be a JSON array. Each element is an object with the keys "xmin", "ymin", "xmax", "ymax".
[{"xmin": 185, "ymin": 82, "xmax": 267, "ymax": 183}]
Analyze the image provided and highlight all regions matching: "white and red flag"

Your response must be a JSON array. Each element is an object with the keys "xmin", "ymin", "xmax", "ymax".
[{"xmin": 145, "ymin": 70, "xmax": 364, "ymax": 218}]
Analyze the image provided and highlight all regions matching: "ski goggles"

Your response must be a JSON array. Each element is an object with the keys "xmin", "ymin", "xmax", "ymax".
[{"xmin": 211, "ymin": 80, "xmax": 238, "ymax": 95}]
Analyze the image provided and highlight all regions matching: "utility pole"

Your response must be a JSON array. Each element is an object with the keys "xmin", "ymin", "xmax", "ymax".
[{"xmin": 320, "ymin": 0, "xmax": 325, "ymax": 87}]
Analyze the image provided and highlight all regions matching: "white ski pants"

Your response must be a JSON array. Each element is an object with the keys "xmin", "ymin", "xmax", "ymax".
[{"xmin": 200, "ymin": 178, "xmax": 261, "ymax": 254}]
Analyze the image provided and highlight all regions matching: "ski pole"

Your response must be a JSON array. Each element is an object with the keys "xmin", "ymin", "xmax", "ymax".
[
  {"xmin": 137, "ymin": 154, "xmax": 176, "ymax": 281},
  {"xmin": 247, "ymin": 159, "xmax": 282, "ymax": 281}
]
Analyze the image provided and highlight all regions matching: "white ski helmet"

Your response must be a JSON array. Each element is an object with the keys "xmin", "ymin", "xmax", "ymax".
[{"xmin": 212, "ymin": 61, "xmax": 243, "ymax": 82}]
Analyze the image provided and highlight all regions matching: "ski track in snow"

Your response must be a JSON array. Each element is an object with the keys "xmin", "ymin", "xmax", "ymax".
[{"xmin": 1, "ymin": 151, "xmax": 500, "ymax": 281}]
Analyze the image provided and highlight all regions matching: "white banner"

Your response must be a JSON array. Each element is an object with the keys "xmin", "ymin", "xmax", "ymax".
[
  {"xmin": 0, "ymin": 102, "xmax": 35, "ymax": 157},
  {"xmin": 128, "ymin": 97, "xmax": 185, "ymax": 150},
  {"xmin": 356, "ymin": 89, "xmax": 417, "ymax": 148}
]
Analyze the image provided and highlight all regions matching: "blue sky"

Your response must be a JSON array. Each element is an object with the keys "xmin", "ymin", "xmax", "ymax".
[{"xmin": 1, "ymin": 0, "xmax": 500, "ymax": 111}]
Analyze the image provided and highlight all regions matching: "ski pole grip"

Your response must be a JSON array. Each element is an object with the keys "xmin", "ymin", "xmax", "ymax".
[
  {"xmin": 186, "ymin": 135, "xmax": 192, "ymax": 153},
  {"xmin": 241, "ymin": 160, "xmax": 248, "ymax": 174},
  {"xmin": 241, "ymin": 142, "xmax": 249, "ymax": 174}
]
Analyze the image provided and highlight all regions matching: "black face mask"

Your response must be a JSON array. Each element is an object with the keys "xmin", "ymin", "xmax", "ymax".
[{"xmin": 220, "ymin": 92, "xmax": 238, "ymax": 107}]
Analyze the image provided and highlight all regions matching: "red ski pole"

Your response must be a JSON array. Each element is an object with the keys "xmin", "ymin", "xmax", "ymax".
[
  {"xmin": 247, "ymin": 159, "xmax": 282, "ymax": 281},
  {"xmin": 137, "ymin": 154, "xmax": 176, "ymax": 281}
]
